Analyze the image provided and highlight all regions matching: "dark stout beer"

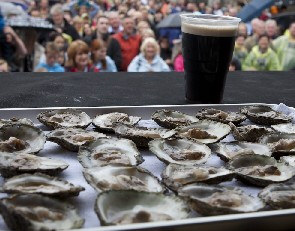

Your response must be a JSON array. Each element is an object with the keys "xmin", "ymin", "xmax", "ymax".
[{"xmin": 181, "ymin": 15, "xmax": 239, "ymax": 103}]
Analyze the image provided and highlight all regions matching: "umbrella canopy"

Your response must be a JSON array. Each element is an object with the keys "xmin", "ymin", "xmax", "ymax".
[
  {"xmin": 2, "ymin": 0, "xmax": 29, "ymax": 10},
  {"xmin": 237, "ymin": 0, "xmax": 275, "ymax": 22},
  {"xmin": 6, "ymin": 16, "xmax": 54, "ymax": 31},
  {"xmin": 156, "ymin": 12, "xmax": 182, "ymax": 29}
]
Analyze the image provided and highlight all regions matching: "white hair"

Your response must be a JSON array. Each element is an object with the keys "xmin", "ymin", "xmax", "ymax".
[
  {"xmin": 50, "ymin": 4, "xmax": 64, "ymax": 16},
  {"xmin": 140, "ymin": 37, "xmax": 160, "ymax": 54},
  {"xmin": 265, "ymin": 19, "xmax": 277, "ymax": 27}
]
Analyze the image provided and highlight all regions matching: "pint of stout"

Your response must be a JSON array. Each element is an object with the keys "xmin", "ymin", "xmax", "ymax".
[{"xmin": 180, "ymin": 14, "xmax": 241, "ymax": 103}]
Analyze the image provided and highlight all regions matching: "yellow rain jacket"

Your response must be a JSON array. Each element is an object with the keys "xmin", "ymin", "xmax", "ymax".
[{"xmin": 273, "ymin": 34, "xmax": 295, "ymax": 70}]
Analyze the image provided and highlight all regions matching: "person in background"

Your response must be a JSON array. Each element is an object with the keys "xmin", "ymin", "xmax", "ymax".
[
  {"xmin": 113, "ymin": 16, "xmax": 141, "ymax": 71},
  {"xmin": 38, "ymin": 0, "xmax": 49, "ymax": 19},
  {"xmin": 244, "ymin": 19, "xmax": 265, "ymax": 52},
  {"xmin": 35, "ymin": 42, "xmax": 64, "ymax": 72},
  {"xmin": 212, "ymin": 0, "xmax": 223, "ymax": 16},
  {"xmin": 141, "ymin": 29, "xmax": 156, "ymax": 40},
  {"xmin": 273, "ymin": 22, "xmax": 295, "ymax": 71},
  {"xmin": 128, "ymin": 37, "xmax": 170, "ymax": 72},
  {"xmin": 91, "ymin": 39, "xmax": 117, "ymax": 72},
  {"xmin": 229, "ymin": 57, "xmax": 242, "ymax": 71},
  {"xmin": 0, "ymin": 59, "xmax": 9, "ymax": 72},
  {"xmin": 58, "ymin": 48, "xmax": 66, "ymax": 67},
  {"xmin": 265, "ymin": 19, "xmax": 279, "ymax": 40},
  {"xmin": 65, "ymin": 40, "xmax": 98, "ymax": 72},
  {"xmin": 234, "ymin": 35, "xmax": 248, "ymax": 65},
  {"xmin": 243, "ymin": 34, "xmax": 280, "ymax": 71},
  {"xmin": 108, "ymin": 11, "xmax": 123, "ymax": 35},
  {"xmin": 172, "ymin": 39, "xmax": 183, "ymax": 72},
  {"xmin": 159, "ymin": 37, "xmax": 172, "ymax": 68},
  {"xmin": 73, "ymin": 16, "xmax": 84, "ymax": 37},
  {"xmin": 238, "ymin": 22, "xmax": 248, "ymax": 37}
]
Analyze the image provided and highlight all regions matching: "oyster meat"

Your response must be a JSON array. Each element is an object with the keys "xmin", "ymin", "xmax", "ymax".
[
  {"xmin": 0, "ymin": 118, "xmax": 34, "ymax": 128},
  {"xmin": 0, "ymin": 194, "xmax": 84, "ymax": 231},
  {"xmin": 83, "ymin": 165, "xmax": 164, "ymax": 193},
  {"xmin": 37, "ymin": 109, "xmax": 91, "ymax": 129},
  {"xmin": 212, "ymin": 141, "xmax": 272, "ymax": 162},
  {"xmin": 178, "ymin": 184, "xmax": 264, "ymax": 216},
  {"xmin": 0, "ymin": 153, "xmax": 68, "ymax": 178},
  {"xmin": 162, "ymin": 164, "xmax": 234, "ymax": 191},
  {"xmin": 47, "ymin": 128, "xmax": 107, "ymax": 152},
  {"xmin": 151, "ymin": 109, "xmax": 199, "ymax": 129},
  {"xmin": 271, "ymin": 123, "xmax": 295, "ymax": 134},
  {"xmin": 114, "ymin": 123, "xmax": 175, "ymax": 148},
  {"xmin": 240, "ymin": 105, "xmax": 292, "ymax": 125},
  {"xmin": 196, "ymin": 108, "xmax": 246, "ymax": 125},
  {"xmin": 0, "ymin": 124, "xmax": 46, "ymax": 154},
  {"xmin": 2, "ymin": 173, "xmax": 84, "ymax": 197},
  {"xmin": 229, "ymin": 123, "xmax": 273, "ymax": 142},
  {"xmin": 95, "ymin": 190, "xmax": 190, "ymax": 225},
  {"xmin": 149, "ymin": 138, "xmax": 211, "ymax": 165},
  {"xmin": 78, "ymin": 137, "xmax": 143, "ymax": 168},
  {"xmin": 259, "ymin": 133, "xmax": 295, "ymax": 157},
  {"xmin": 175, "ymin": 120, "xmax": 231, "ymax": 144},
  {"xmin": 228, "ymin": 154, "xmax": 294, "ymax": 187},
  {"xmin": 280, "ymin": 156, "xmax": 295, "ymax": 167},
  {"xmin": 92, "ymin": 112, "xmax": 141, "ymax": 133},
  {"xmin": 259, "ymin": 181, "xmax": 295, "ymax": 209}
]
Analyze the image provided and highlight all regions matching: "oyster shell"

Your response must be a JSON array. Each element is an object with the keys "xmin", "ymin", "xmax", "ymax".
[
  {"xmin": 162, "ymin": 164, "xmax": 234, "ymax": 191},
  {"xmin": 2, "ymin": 173, "xmax": 84, "ymax": 197},
  {"xmin": 175, "ymin": 120, "xmax": 231, "ymax": 144},
  {"xmin": 271, "ymin": 123, "xmax": 295, "ymax": 134},
  {"xmin": 259, "ymin": 181, "xmax": 295, "ymax": 209},
  {"xmin": 114, "ymin": 123, "xmax": 175, "ymax": 148},
  {"xmin": 240, "ymin": 105, "xmax": 292, "ymax": 125},
  {"xmin": 212, "ymin": 141, "xmax": 272, "ymax": 162},
  {"xmin": 0, "ymin": 194, "xmax": 84, "ymax": 231},
  {"xmin": 0, "ymin": 118, "xmax": 34, "ymax": 128},
  {"xmin": 149, "ymin": 138, "xmax": 211, "ymax": 165},
  {"xmin": 178, "ymin": 184, "xmax": 264, "ymax": 216},
  {"xmin": 280, "ymin": 156, "xmax": 295, "ymax": 167},
  {"xmin": 83, "ymin": 165, "xmax": 165, "ymax": 193},
  {"xmin": 229, "ymin": 123, "xmax": 273, "ymax": 142},
  {"xmin": 259, "ymin": 133, "xmax": 295, "ymax": 157},
  {"xmin": 0, "ymin": 153, "xmax": 68, "ymax": 178},
  {"xmin": 92, "ymin": 112, "xmax": 141, "ymax": 133},
  {"xmin": 37, "ymin": 109, "xmax": 91, "ymax": 129},
  {"xmin": 196, "ymin": 108, "xmax": 246, "ymax": 125},
  {"xmin": 78, "ymin": 137, "xmax": 143, "ymax": 168},
  {"xmin": 0, "ymin": 124, "xmax": 46, "ymax": 154},
  {"xmin": 151, "ymin": 109, "xmax": 199, "ymax": 129},
  {"xmin": 47, "ymin": 128, "xmax": 107, "ymax": 152},
  {"xmin": 228, "ymin": 154, "xmax": 294, "ymax": 187},
  {"xmin": 95, "ymin": 190, "xmax": 190, "ymax": 225}
]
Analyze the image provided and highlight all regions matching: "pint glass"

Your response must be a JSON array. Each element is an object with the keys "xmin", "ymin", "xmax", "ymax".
[{"xmin": 180, "ymin": 14, "xmax": 241, "ymax": 103}]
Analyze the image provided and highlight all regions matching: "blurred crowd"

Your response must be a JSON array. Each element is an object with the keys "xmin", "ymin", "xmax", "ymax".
[{"xmin": 0, "ymin": 0, "xmax": 294, "ymax": 73}]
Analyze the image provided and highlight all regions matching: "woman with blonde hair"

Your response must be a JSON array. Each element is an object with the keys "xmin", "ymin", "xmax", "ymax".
[
  {"xmin": 91, "ymin": 39, "xmax": 117, "ymax": 72},
  {"xmin": 65, "ymin": 40, "xmax": 99, "ymax": 72},
  {"xmin": 127, "ymin": 37, "xmax": 170, "ymax": 72}
]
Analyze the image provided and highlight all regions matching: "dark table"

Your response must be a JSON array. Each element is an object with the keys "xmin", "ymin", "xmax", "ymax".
[{"xmin": 0, "ymin": 71, "xmax": 294, "ymax": 108}]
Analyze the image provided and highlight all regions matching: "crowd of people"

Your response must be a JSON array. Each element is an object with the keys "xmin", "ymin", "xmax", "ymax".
[{"xmin": 0, "ymin": 0, "xmax": 294, "ymax": 73}]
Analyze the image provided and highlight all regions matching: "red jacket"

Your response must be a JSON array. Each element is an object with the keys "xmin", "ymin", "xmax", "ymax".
[{"xmin": 113, "ymin": 32, "xmax": 141, "ymax": 71}]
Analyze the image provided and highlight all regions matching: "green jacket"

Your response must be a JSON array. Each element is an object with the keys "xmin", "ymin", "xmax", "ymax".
[
  {"xmin": 273, "ymin": 35, "xmax": 295, "ymax": 70},
  {"xmin": 243, "ymin": 46, "xmax": 281, "ymax": 71}
]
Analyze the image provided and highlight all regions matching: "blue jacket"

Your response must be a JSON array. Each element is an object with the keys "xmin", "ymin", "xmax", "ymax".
[
  {"xmin": 35, "ymin": 62, "xmax": 65, "ymax": 72},
  {"xmin": 95, "ymin": 56, "xmax": 117, "ymax": 72}
]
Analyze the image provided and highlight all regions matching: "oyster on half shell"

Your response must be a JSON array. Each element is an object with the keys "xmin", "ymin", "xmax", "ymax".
[
  {"xmin": 83, "ymin": 165, "xmax": 165, "ymax": 193},
  {"xmin": 151, "ymin": 109, "xmax": 199, "ymax": 129},
  {"xmin": 149, "ymin": 138, "xmax": 211, "ymax": 165},
  {"xmin": 37, "ymin": 109, "xmax": 91, "ymax": 129},
  {"xmin": 47, "ymin": 128, "xmax": 107, "ymax": 152},
  {"xmin": 2, "ymin": 173, "xmax": 85, "ymax": 197},
  {"xmin": 0, "ymin": 194, "xmax": 84, "ymax": 231},
  {"xmin": 92, "ymin": 112, "xmax": 141, "ymax": 133},
  {"xmin": 178, "ymin": 184, "xmax": 264, "ymax": 216},
  {"xmin": 271, "ymin": 123, "xmax": 295, "ymax": 134},
  {"xmin": 0, "ymin": 118, "xmax": 34, "ymax": 128},
  {"xmin": 95, "ymin": 190, "xmax": 190, "ymax": 225}
]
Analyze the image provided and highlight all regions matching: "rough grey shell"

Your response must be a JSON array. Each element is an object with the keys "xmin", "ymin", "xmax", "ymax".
[
  {"xmin": 78, "ymin": 137, "xmax": 143, "ymax": 168},
  {"xmin": 229, "ymin": 122, "xmax": 273, "ymax": 143},
  {"xmin": 92, "ymin": 112, "xmax": 141, "ymax": 133},
  {"xmin": 0, "ymin": 153, "xmax": 69, "ymax": 178},
  {"xmin": 47, "ymin": 128, "xmax": 107, "ymax": 152},
  {"xmin": 240, "ymin": 105, "xmax": 292, "ymax": 125},
  {"xmin": 178, "ymin": 184, "xmax": 265, "ymax": 216},
  {"xmin": 151, "ymin": 109, "xmax": 199, "ymax": 129},
  {"xmin": 37, "ymin": 108, "xmax": 92, "ymax": 129},
  {"xmin": 259, "ymin": 181, "xmax": 295, "ymax": 209},
  {"xmin": 271, "ymin": 123, "xmax": 295, "ymax": 134},
  {"xmin": 196, "ymin": 108, "xmax": 246, "ymax": 125},
  {"xmin": 114, "ymin": 123, "xmax": 176, "ymax": 148},
  {"xmin": 162, "ymin": 164, "xmax": 234, "ymax": 191},
  {"xmin": 0, "ymin": 118, "xmax": 34, "ymax": 128},
  {"xmin": 0, "ymin": 194, "xmax": 84, "ymax": 231},
  {"xmin": 2, "ymin": 173, "xmax": 85, "ymax": 197},
  {"xmin": 95, "ymin": 190, "xmax": 190, "ymax": 226},
  {"xmin": 212, "ymin": 141, "xmax": 272, "ymax": 162},
  {"xmin": 83, "ymin": 165, "xmax": 165, "ymax": 193},
  {"xmin": 149, "ymin": 138, "xmax": 211, "ymax": 165},
  {"xmin": 0, "ymin": 124, "xmax": 46, "ymax": 155},
  {"xmin": 280, "ymin": 156, "xmax": 295, "ymax": 167},
  {"xmin": 228, "ymin": 154, "xmax": 294, "ymax": 187},
  {"xmin": 175, "ymin": 120, "xmax": 231, "ymax": 144}
]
